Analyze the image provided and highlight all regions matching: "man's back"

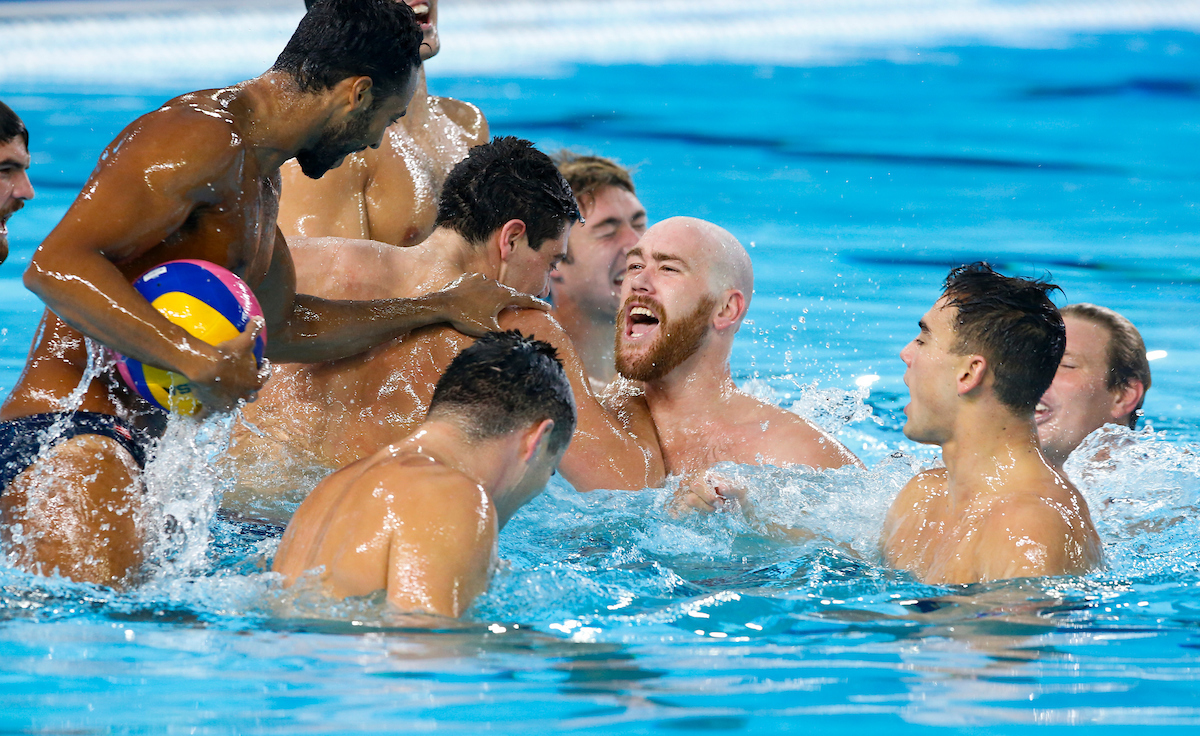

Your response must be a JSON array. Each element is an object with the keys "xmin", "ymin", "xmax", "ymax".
[
  {"xmin": 233, "ymin": 240, "xmax": 473, "ymax": 487},
  {"xmin": 273, "ymin": 444, "xmax": 496, "ymax": 611},
  {"xmin": 883, "ymin": 466, "xmax": 1103, "ymax": 584}
]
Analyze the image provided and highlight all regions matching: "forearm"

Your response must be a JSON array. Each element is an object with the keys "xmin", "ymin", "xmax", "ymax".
[
  {"xmin": 267, "ymin": 292, "xmax": 450, "ymax": 363},
  {"xmin": 24, "ymin": 250, "xmax": 215, "ymax": 377},
  {"xmin": 559, "ymin": 427, "xmax": 664, "ymax": 492}
]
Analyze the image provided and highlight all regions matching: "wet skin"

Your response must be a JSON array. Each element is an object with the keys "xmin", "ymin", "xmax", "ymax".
[
  {"xmin": 549, "ymin": 185, "xmax": 647, "ymax": 385},
  {"xmin": 227, "ymin": 232, "xmax": 663, "ymax": 513},
  {"xmin": 0, "ymin": 136, "xmax": 35, "ymax": 265},
  {"xmin": 278, "ymin": 0, "xmax": 489, "ymax": 247},
  {"xmin": 882, "ymin": 299, "xmax": 1103, "ymax": 584},
  {"xmin": 0, "ymin": 73, "xmax": 540, "ymax": 586},
  {"xmin": 273, "ymin": 415, "xmax": 560, "ymax": 616},
  {"xmin": 615, "ymin": 218, "xmax": 861, "ymax": 514},
  {"xmin": 1036, "ymin": 315, "xmax": 1144, "ymax": 469}
]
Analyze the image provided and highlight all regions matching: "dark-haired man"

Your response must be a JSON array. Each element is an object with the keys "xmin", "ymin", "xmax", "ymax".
[
  {"xmin": 279, "ymin": 0, "xmax": 489, "ymax": 248},
  {"xmin": 549, "ymin": 152, "xmax": 647, "ymax": 386},
  {"xmin": 882, "ymin": 264, "xmax": 1103, "ymax": 584},
  {"xmin": 616, "ymin": 217, "xmax": 859, "ymax": 515},
  {"xmin": 228, "ymin": 137, "xmax": 663, "ymax": 512},
  {"xmin": 0, "ymin": 0, "xmax": 539, "ymax": 586},
  {"xmin": 1037, "ymin": 303, "xmax": 1151, "ymax": 471},
  {"xmin": 273, "ymin": 331, "xmax": 575, "ymax": 615},
  {"xmin": 0, "ymin": 100, "xmax": 35, "ymax": 265}
]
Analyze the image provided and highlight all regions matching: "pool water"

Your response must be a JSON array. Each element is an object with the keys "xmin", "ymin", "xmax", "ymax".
[{"xmin": 3, "ymin": 22, "xmax": 1200, "ymax": 736}]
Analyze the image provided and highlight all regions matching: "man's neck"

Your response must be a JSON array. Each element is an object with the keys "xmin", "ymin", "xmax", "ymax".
[
  {"xmin": 399, "ymin": 67, "xmax": 434, "ymax": 128},
  {"xmin": 552, "ymin": 296, "xmax": 616, "ymax": 383},
  {"xmin": 237, "ymin": 73, "xmax": 329, "ymax": 174},
  {"xmin": 939, "ymin": 406, "xmax": 1054, "ymax": 509},
  {"xmin": 642, "ymin": 347, "xmax": 739, "ymax": 430},
  {"xmin": 411, "ymin": 228, "xmax": 497, "ymax": 292},
  {"xmin": 399, "ymin": 419, "xmax": 513, "ymax": 508}
]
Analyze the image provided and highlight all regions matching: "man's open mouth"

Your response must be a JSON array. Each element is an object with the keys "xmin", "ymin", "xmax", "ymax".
[
  {"xmin": 625, "ymin": 303, "xmax": 661, "ymax": 340},
  {"xmin": 409, "ymin": 2, "xmax": 432, "ymax": 26},
  {"xmin": 1034, "ymin": 402, "xmax": 1051, "ymax": 424}
]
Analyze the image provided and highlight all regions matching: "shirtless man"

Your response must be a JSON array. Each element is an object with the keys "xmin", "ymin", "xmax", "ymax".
[
  {"xmin": 615, "ymin": 217, "xmax": 859, "ymax": 513},
  {"xmin": 278, "ymin": 0, "xmax": 487, "ymax": 248},
  {"xmin": 228, "ymin": 137, "xmax": 663, "ymax": 513},
  {"xmin": 0, "ymin": 100, "xmax": 35, "ymax": 265},
  {"xmin": 273, "ymin": 331, "xmax": 575, "ymax": 615},
  {"xmin": 549, "ymin": 153, "xmax": 647, "ymax": 386},
  {"xmin": 882, "ymin": 263, "xmax": 1103, "ymax": 584},
  {"xmin": 1036, "ymin": 303, "xmax": 1150, "ymax": 471},
  {"xmin": 0, "ymin": 0, "xmax": 538, "ymax": 586}
]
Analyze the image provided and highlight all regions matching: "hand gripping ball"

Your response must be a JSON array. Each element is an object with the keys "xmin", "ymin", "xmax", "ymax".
[{"xmin": 116, "ymin": 259, "xmax": 266, "ymax": 415}]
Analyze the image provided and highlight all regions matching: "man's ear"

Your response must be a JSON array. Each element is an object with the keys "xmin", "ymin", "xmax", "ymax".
[
  {"xmin": 520, "ymin": 419, "xmax": 555, "ymax": 463},
  {"xmin": 1111, "ymin": 380, "xmax": 1145, "ymax": 423},
  {"xmin": 329, "ymin": 76, "xmax": 376, "ymax": 118},
  {"xmin": 347, "ymin": 76, "xmax": 374, "ymax": 113},
  {"xmin": 957, "ymin": 355, "xmax": 988, "ymax": 396},
  {"xmin": 713, "ymin": 290, "xmax": 746, "ymax": 331},
  {"xmin": 496, "ymin": 219, "xmax": 529, "ymax": 263}
]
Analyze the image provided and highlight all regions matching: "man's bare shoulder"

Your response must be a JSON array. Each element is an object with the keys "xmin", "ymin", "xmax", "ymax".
[
  {"xmin": 434, "ymin": 96, "xmax": 489, "ymax": 145},
  {"xmin": 894, "ymin": 467, "xmax": 949, "ymax": 509},
  {"xmin": 734, "ymin": 392, "xmax": 862, "ymax": 469},
  {"xmin": 974, "ymin": 494, "xmax": 1099, "ymax": 579},
  {"xmin": 497, "ymin": 308, "xmax": 572, "ymax": 348},
  {"xmin": 354, "ymin": 450, "xmax": 486, "ymax": 513},
  {"xmin": 103, "ymin": 93, "xmax": 248, "ymax": 182}
]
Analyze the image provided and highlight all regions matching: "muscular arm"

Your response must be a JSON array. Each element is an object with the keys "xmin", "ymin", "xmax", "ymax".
[
  {"xmin": 256, "ymin": 236, "xmax": 546, "ymax": 363},
  {"xmin": 499, "ymin": 309, "xmax": 665, "ymax": 491},
  {"xmin": 384, "ymin": 473, "xmax": 497, "ymax": 617},
  {"xmin": 23, "ymin": 107, "xmax": 264, "ymax": 405}
]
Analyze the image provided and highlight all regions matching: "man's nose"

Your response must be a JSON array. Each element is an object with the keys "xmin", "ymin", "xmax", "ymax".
[
  {"xmin": 15, "ymin": 170, "xmax": 34, "ymax": 201},
  {"xmin": 626, "ymin": 267, "xmax": 651, "ymax": 294},
  {"xmin": 900, "ymin": 341, "xmax": 914, "ymax": 366}
]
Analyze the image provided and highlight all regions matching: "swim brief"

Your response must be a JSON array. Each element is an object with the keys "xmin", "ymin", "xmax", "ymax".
[{"xmin": 0, "ymin": 411, "xmax": 156, "ymax": 492}]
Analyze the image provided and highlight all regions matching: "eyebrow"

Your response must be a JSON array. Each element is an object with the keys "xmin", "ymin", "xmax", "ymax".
[
  {"xmin": 591, "ymin": 216, "xmax": 623, "ymax": 230},
  {"xmin": 918, "ymin": 319, "xmax": 930, "ymax": 333}
]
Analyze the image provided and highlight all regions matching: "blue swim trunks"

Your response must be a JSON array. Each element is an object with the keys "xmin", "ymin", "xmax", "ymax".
[{"xmin": 0, "ymin": 411, "xmax": 155, "ymax": 491}]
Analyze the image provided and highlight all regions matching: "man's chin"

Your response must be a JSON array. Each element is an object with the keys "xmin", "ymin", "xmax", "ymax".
[
  {"xmin": 0, "ymin": 237, "xmax": 8, "ymax": 265},
  {"xmin": 420, "ymin": 30, "xmax": 440, "ymax": 61},
  {"xmin": 297, "ymin": 154, "xmax": 343, "ymax": 180}
]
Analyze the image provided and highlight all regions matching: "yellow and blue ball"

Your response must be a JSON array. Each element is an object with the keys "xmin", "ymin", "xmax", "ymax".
[{"xmin": 116, "ymin": 259, "xmax": 266, "ymax": 415}]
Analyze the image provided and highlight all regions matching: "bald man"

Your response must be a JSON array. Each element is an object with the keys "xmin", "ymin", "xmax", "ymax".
[{"xmin": 614, "ymin": 217, "xmax": 860, "ymax": 510}]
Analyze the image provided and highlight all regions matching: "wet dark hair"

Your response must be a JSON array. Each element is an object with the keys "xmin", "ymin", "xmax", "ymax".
[
  {"xmin": 1062, "ymin": 303, "xmax": 1151, "ymax": 428},
  {"xmin": 942, "ymin": 262, "xmax": 1065, "ymax": 414},
  {"xmin": 436, "ymin": 136, "xmax": 580, "ymax": 250},
  {"xmin": 275, "ymin": 0, "xmax": 422, "ymax": 99},
  {"xmin": 428, "ymin": 330, "xmax": 577, "ymax": 455},
  {"xmin": 0, "ymin": 100, "xmax": 28, "ymax": 148}
]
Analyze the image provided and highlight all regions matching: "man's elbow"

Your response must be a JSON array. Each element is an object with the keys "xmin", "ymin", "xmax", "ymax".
[{"xmin": 22, "ymin": 258, "xmax": 55, "ymax": 300}]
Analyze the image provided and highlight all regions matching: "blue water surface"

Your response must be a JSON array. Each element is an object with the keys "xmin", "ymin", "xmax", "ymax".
[{"xmin": 1, "ymin": 30, "xmax": 1200, "ymax": 735}]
